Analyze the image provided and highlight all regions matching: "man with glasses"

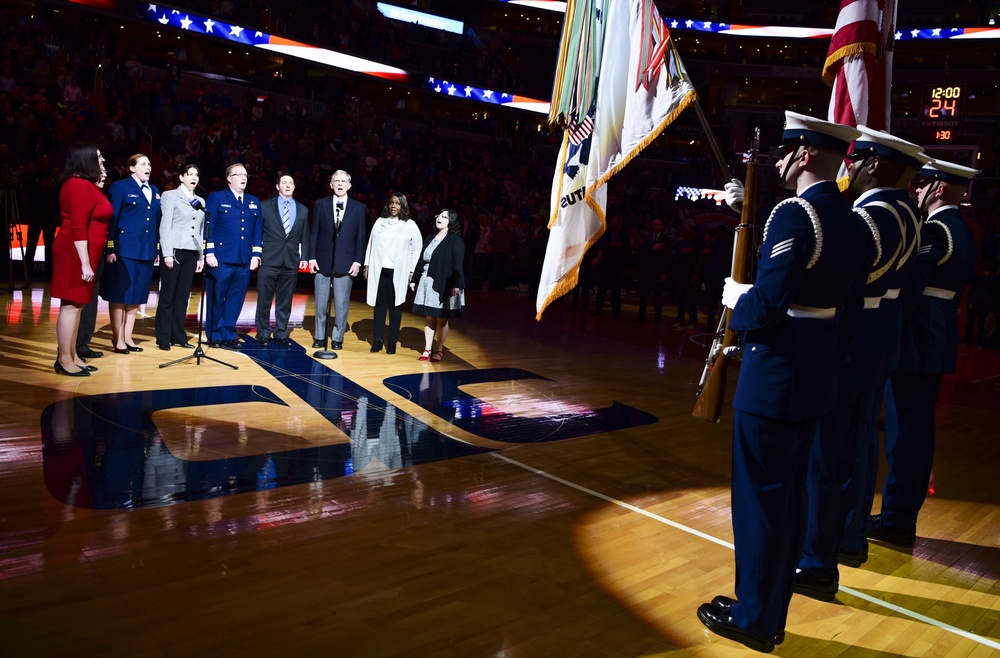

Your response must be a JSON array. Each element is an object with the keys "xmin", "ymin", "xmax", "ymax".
[
  {"xmin": 204, "ymin": 164, "xmax": 262, "ymax": 348},
  {"xmin": 308, "ymin": 170, "xmax": 367, "ymax": 352}
]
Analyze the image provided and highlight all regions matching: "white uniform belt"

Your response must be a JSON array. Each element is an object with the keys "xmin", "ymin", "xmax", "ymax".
[
  {"xmin": 863, "ymin": 297, "xmax": 882, "ymax": 309},
  {"xmin": 923, "ymin": 286, "xmax": 956, "ymax": 300},
  {"xmin": 882, "ymin": 288, "xmax": 900, "ymax": 300},
  {"xmin": 787, "ymin": 304, "xmax": 836, "ymax": 319}
]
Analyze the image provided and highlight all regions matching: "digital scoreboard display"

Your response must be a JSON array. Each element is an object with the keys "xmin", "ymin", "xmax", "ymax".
[{"xmin": 921, "ymin": 85, "xmax": 964, "ymax": 142}]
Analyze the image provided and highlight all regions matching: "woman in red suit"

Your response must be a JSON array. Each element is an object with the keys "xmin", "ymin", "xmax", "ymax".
[{"xmin": 50, "ymin": 143, "xmax": 111, "ymax": 376}]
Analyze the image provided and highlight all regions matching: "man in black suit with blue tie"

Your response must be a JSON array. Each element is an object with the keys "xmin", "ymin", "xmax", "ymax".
[
  {"xmin": 309, "ymin": 170, "xmax": 367, "ymax": 351},
  {"xmin": 255, "ymin": 174, "xmax": 309, "ymax": 346},
  {"xmin": 697, "ymin": 112, "xmax": 871, "ymax": 653}
]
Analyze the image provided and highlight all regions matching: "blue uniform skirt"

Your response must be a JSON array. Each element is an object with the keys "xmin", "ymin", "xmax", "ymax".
[{"xmin": 100, "ymin": 256, "xmax": 154, "ymax": 305}]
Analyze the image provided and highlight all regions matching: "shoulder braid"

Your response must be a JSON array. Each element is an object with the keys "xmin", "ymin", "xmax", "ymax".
[
  {"xmin": 923, "ymin": 219, "xmax": 953, "ymax": 266},
  {"xmin": 852, "ymin": 206, "xmax": 882, "ymax": 268},
  {"xmin": 762, "ymin": 197, "xmax": 822, "ymax": 270}
]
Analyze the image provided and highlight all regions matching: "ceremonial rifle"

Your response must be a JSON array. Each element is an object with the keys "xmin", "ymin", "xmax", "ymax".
[{"xmin": 692, "ymin": 128, "xmax": 760, "ymax": 422}]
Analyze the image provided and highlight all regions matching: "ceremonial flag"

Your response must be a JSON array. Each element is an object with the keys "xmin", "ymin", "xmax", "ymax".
[
  {"xmin": 824, "ymin": 0, "xmax": 896, "ymax": 131},
  {"xmin": 537, "ymin": 0, "xmax": 697, "ymax": 319}
]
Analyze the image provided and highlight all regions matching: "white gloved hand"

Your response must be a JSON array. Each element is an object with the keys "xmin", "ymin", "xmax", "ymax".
[
  {"xmin": 724, "ymin": 178, "xmax": 745, "ymax": 213},
  {"xmin": 721, "ymin": 276, "xmax": 753, "ymax": 309}
]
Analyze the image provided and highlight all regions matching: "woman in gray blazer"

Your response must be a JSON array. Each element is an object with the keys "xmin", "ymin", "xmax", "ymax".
[{"xmin": 155, "ymin": 164, "xmax": 205, "ymax": 350}]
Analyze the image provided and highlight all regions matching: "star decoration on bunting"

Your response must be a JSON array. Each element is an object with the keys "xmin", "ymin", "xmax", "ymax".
[
  {"xmin": 204, "ymin": 18, "xmax": 216, "ymax": 33},
  {"xmin": 180, "ymin": 15, "xmax": 192, "ymax": 29}
]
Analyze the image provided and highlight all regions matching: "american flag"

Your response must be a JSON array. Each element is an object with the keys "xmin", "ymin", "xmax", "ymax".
[
  {"xmin": 823, "ymin": 0, "xmax": 895, "ymax": 131},
  {"xmin": 567, "ymin": 114, "xmax": 594, "ymax": 145}
]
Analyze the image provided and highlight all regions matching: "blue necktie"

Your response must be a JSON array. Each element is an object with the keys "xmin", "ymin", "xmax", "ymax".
[{"xmin": 282, "ymin": 201, "xmax": 292, "ymax": 235}]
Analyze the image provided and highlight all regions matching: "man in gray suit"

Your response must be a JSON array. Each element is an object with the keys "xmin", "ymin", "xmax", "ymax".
[
  {"xmin": 255, "ymin": 174, "xmax": 309, "ymax": 346},
  {"xmin": 309, "ymin": 170, "xmax": 367, "ymax": 350}
]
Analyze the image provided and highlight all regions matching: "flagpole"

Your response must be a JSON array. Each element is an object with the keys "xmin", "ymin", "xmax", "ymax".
[{"xmin": 691, "ymin": 99, "xmax": 734, "ymax": 183}]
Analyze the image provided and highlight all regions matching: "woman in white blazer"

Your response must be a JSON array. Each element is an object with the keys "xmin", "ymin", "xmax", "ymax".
[
  {"xmin": 155, "ymin": 164, "xmax": 205, "ymax": 350},
  {"xmin": 363, "ymin": 193, "xmax": 422, "ymax": 354}
]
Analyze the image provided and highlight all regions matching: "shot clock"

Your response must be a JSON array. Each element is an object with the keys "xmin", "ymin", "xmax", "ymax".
[{"xmin": 921, "ymin": 85, "xmax": 964, "ymax": 142}]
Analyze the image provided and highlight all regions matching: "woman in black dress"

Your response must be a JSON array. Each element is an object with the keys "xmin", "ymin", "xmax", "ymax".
[{"xmin": 409, "ymin": 208, "xmax": 465, "ymax": 362}]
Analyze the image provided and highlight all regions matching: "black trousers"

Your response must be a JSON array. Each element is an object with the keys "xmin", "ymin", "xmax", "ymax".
[
  {"xmin": 255, "ymin": 262, "xmax": 299, "ymax": 339},
  {"xmin": 155, "ymin": 249, "xmax": 199, "ymax": 345},
  {"xmin": 372, "ymin": 267, "xmax": 402, "ymax": 345},
  {"xmin": 77, "ymin": 257, "xmax": 106, "ymax": 352}
]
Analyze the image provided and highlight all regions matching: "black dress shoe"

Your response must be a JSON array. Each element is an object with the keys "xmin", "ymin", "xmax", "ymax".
[
  {"xmin": 208, "ymin": 341, "xmax": 223, "ymax": 348},
  {"xmin": 171, "ymin": 342, "xmax": 194, "ymax": 349},
  {"xmin": 78, "ymin": 348, "xmax": 103, "ymax": 359},
  {"xmin": 793, "ymin": 570, "xmax": 839, "ymax": 602},
  {"xmin": 867, "ymin": 514, "xmax": 916, "ymax": 548},
  {"xmin": 385, "ymin": 342, "xmax": 396, "ymax": 354},
  {"xmin": 113, "ymin": 346, "xmax": 131, "ymax": 354},
  {"xmin": 158, "ymin": 343, "xmax": 171, "ymax": 351},
  {"xmin": 837, "ymin": 544, "xmax": 869, "ymax": 568},
  {"xmin": 331, "ymin": 341, "xmax": 343, "ymax": 350},
  {"xmin": 370, "ymin": 339, "xmax": 383, "ymax": 353},
  {"xmin": 81, "ymin": 364, "xmax": 98, "ymax": 372},
  {"xmin": 125, "ymin": 344, "xmax": 143, "ymax": 353},
  {"xmin": 54, "ymin": 361, "xmax": 90, "ymax": 377},
  {"xmin": 709, "ymin": 597, "xmax": 784, "ymax": 645},
  {"xmin": 274, "ymin": 337, "xmax": 292, "ymax": 346},
  {"xmin": 311, "ymin": 340, "xmax": 325, "ymax": 349},
  {"xmin": 222, "ymin": 339, "xmax": 241, "ymax": 349},
  {"xmin": 257, "ymin": 336, "xmax": 271, "ymax": 346},
  {"xmin": 697, "ymin": 602, "xmax": 774, "ymax": 653}
]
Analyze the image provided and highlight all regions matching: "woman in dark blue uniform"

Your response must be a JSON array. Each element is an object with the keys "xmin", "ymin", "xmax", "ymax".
[{"xmin": 101, "ymin": 153, "xmax": 161, "ymax": 353}]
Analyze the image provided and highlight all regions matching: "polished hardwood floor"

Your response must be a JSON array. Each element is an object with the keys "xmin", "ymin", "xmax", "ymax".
[{"xmin": 1, "ymin": 279, "xmax": 998, "ymax": 656}]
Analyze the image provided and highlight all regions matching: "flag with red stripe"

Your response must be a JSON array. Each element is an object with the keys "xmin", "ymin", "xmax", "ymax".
[{"xmin": 823, "ymin": 0, "xmax": 895, "ymax": 131}]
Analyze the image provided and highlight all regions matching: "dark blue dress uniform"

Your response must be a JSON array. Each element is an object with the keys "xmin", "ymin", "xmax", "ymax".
[
  {"xmin": 799, "ymin": 128, "xmax": 928, "ymax": 578},
  {"xmin": 725, "ymin": 179, "xmax": 871, "ymax": 639},
  {"xmin": 100, "ymin": 176, "xmax": 160, "ymax": 305},
  {"xmin": 204, "ymin": 189, "xmax": 262, "ymax": 343},
  {"xmin": 839, "ymin": 187, "xmax": 923, "ymax": 556},
  {"xmin": 700, "ymin": 112, "xmax": 871, "ymax": 651},
  {"xmin": 878, "ymin": 160, "xmax": 979, "ymax": 537}
]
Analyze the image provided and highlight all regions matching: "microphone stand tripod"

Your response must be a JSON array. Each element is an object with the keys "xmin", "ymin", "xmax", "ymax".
[{"xmin": 161, "ymin": 201, "xmax": 237, "ymax": 370}]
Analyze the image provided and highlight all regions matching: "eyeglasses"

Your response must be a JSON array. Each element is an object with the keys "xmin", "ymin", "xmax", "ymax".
[{"xmin": 228, "ymin": 172, "xmax": 248, "ymax": 179}]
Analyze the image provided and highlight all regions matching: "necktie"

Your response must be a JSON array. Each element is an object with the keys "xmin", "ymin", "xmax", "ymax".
[
  {"xmin": 141, "ymin": 183, "xmax": 151, "ymax": 204},
  {"xmin": 335, "ymin": 201, "xmax": 344, "ymax": 232},
  {"xmin": 282, "ymin": 201, "xmax": 292, "ymax": 235},
  {"xmin": 237, "ymin": 195, "xmax": 243, "ymax": 206}
]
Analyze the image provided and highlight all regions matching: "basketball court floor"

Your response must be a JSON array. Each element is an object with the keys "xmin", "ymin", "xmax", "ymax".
[{"xmin": 1, "ymin": 283, "xmax": 997, "ymax": 656}]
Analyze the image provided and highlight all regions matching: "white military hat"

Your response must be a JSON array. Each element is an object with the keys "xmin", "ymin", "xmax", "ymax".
[
  {"xmin": 780, "ymin": 111, "xmax": 861, "ymax": 155},
  {"xmin": 916, "ymin": 158, "xmax": 979, "ymax": 186},
  {"xmin": 849, "ymin": 126, "xmax": 927, "ymax": 170}
]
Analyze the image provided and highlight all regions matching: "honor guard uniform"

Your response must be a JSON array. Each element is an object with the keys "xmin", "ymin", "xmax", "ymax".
[
  {"xmin": 869, "ymin": 159, "xmax": 979, "ymax": 548},
  {"xmin": 204, "ymin": 175, "xmax": 262, "ymax": 347},
  {"xmin": 697, "ymin": 112, "xmax": 871, "ymax": 653},
  {"xmin": 795, "ymin": 127, "xmax": 927, "ymax": 599}
]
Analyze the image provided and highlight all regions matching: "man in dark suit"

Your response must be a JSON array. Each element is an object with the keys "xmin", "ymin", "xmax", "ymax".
[
  {"xmin": 255, "ymin": 174, "xmax": 309, "ymax": 346},
  {"xmin": 869, "ymin": 158, "xmax": 979, "ymax": 548},
  {"xmin": 309, "ymin": 170, "xmax": 367, "ymax": 350},
  {"xmin": 697, "ymin": 112, "xmax": 871, "ymax": 653},
  {"xmin": 204, "ymin": 163, "xmax": 263, "ymax": 349}
]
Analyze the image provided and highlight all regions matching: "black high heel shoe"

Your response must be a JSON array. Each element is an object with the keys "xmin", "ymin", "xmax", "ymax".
[
  {"xmin": 370, "ymin": 339, "xmax": 384, "ymax": 353},
  {"xmin": 113, "ymin": 346, "xmax": 131, "ymax": 354},
  {"xmin": 124, "ymin": 344, "xmax": 143, "ymax": 353},
  {"xmin": 54, "ymin": 361, "xmax": 90, "ymax": 377},
  {"xmin": 77, "ymin": 364, "xmax": 98, "ymax": 372}
]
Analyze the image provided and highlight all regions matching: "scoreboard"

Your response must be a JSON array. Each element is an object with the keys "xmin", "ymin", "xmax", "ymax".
[{"xmin": 921, "ymin": 85, "xmax": 964, "ymax": 142}]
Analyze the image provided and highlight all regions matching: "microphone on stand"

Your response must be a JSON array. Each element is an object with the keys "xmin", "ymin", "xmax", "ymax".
[{"xmin": 190, "ymin": 198, "xmax": 205, "ymax": 211}]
